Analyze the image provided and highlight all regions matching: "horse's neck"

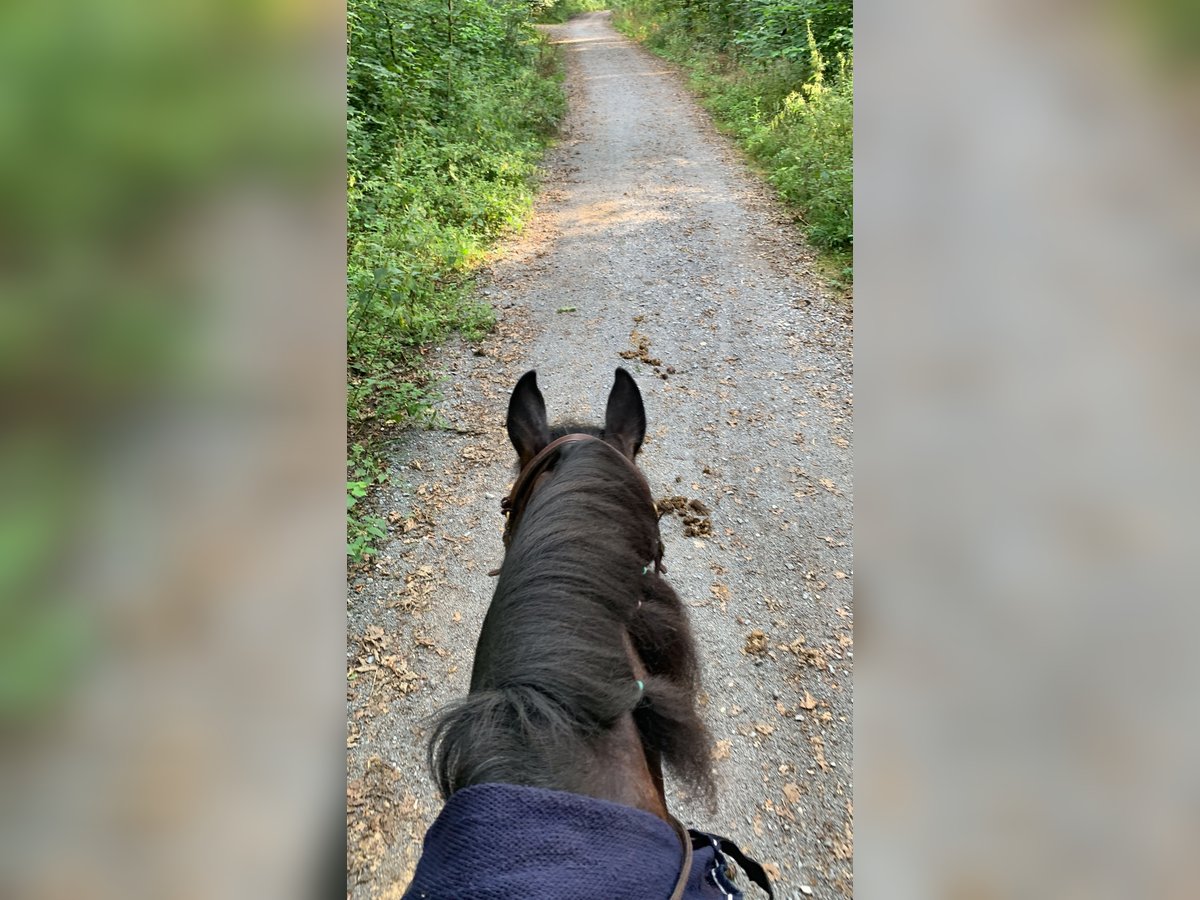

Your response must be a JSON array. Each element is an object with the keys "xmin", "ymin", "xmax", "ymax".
[
  {"xmin": 585, "ymin": 711, "xmax": 669, "ymax": 821},
  {"xmin": 587, "ymin": 629, "xmax": 669, "ymax": 820}
]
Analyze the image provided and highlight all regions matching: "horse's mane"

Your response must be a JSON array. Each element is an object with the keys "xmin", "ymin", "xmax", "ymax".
[{"xmin": 428, "ymin": 429, "xmax": 714, "ymax": 804}]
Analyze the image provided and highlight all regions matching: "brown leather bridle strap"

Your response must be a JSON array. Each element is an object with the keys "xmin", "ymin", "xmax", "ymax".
[
  {"xmin": 666, "ymin": 814, "xmax": 695, "ymax": 900},
  {"xmin": 500, "ymin": 433, "xmax": 657, "ymax": 542},
  {"xmin": 489, "ymin": 432, "xmax": 666, "ymax": 577},
  {"xmin": 500, "ymin": 433, "xmax": 598, "ymax": 529}
]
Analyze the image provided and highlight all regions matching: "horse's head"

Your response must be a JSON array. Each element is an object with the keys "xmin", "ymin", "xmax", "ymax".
[{"xmin": 500, "ymin": 368, "xmax": 654, "ymax": 551}]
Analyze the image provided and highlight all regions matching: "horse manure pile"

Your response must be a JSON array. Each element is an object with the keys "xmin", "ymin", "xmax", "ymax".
[
  {"xmin": 618, "ymin": 329, "xmax": 676, "ymax": 380},
  {"xmin": 744, "ymin": 629, "xmax": 769, "ymax": 655},
  {"xmin": 657, "ymin": 495, "xmax": 712, "ymax": 536}
]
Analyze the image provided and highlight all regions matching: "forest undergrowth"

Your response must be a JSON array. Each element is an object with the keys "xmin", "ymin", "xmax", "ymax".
[{"xmin": 347, "ymin": 0, "xmax": 564, "ymax": 558}]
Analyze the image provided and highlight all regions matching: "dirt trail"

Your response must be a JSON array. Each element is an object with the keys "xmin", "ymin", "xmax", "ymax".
[{"xmin": 347, "ymin": 12, "xmax": 853, "ymax": 900}]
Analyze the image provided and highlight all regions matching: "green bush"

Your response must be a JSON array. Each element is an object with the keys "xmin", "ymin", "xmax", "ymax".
[
  {"xmin": 347, "ymin": 0, "xmax": 564, "ymax": 559},
  {"xmin": 535, "ymin": 1, "xmax": 610, "ymax": 24},
  {"xmin": 744, "ymin": 28, "xmax": 853, "ymax": 253}
]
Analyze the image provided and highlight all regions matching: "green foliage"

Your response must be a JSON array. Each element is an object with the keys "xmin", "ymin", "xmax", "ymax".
[
  {"xmin": 731, "ymin": 0, "xmax": 853, "ymax": 61},
  {"xmin": 535, "ymin": 0, "xmax": 610, "ymax": 24},
  {"xmin": 752, "ymin": 43, "xmax": 852, "ymax": 252},
  {"xmin": 346, "ymin": 442, "xmax": 391, "ymax": 560},
  {"xmin": 347, "ymin": 473, "xmax": 388, "ymax": 560},
  {"xmin": 347, "ymin": 0, "xmax": 564, "ymax": 560},
  {"xmin": 614, "ymin": 0, "xmax": 850, "ymax": 58},
  {"xmin": 612, "ymin": 1, "xmax": 852, "ymax": 271}
]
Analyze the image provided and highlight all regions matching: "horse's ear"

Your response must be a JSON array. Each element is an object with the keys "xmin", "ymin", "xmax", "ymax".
[
  {"xmin": 507, "ymin": 370, "xmax": 550, "ymax": 467},
  {"xmin": 604, "ymin": 367, "xmax": 646, "ymax": 459}
]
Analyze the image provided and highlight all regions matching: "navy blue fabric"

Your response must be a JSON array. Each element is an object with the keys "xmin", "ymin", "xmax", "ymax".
[{"xmin": 402, "ymin": 783, "xmax": 743, "ymax": 900}]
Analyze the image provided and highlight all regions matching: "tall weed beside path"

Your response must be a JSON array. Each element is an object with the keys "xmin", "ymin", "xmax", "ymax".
[
  {"xmin": 611, "ymin": 1, "xmax": 853, "ymax": 280},
  {"xmin": 347, "ymin": 0, "xmax": 564, "ymax": 559}
]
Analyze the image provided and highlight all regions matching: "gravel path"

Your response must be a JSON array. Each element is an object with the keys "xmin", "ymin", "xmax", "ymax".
[{"xmin": 347, "ymin": 12, "xmax": 853, "ymax": 900}]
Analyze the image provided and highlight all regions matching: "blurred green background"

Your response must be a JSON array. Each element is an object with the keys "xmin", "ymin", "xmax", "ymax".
[
  {"xmin": 0, "ymin": 2, "xmax": 343, "ymax": 896},
  {"xmin": 0, "ymin": 0, "xmax": 336, "ymax": 722}
]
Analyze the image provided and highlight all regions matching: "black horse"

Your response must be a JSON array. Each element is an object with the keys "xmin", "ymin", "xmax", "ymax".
[{"xmin": 404, "ymin": 369, "xmax": 773, "ymax": 900}]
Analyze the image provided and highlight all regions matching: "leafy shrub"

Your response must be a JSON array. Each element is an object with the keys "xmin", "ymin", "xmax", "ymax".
[
  {"xmin": 347, "ymin": 0, "xmax": 564, "ymax": 559},
  {"xmin": 536, "ymin": 0, "xmax": 610, "ymax": 24},
  {"xmin": 744, "ymin": 28, "xmax": 853, "ymax": 252}
]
